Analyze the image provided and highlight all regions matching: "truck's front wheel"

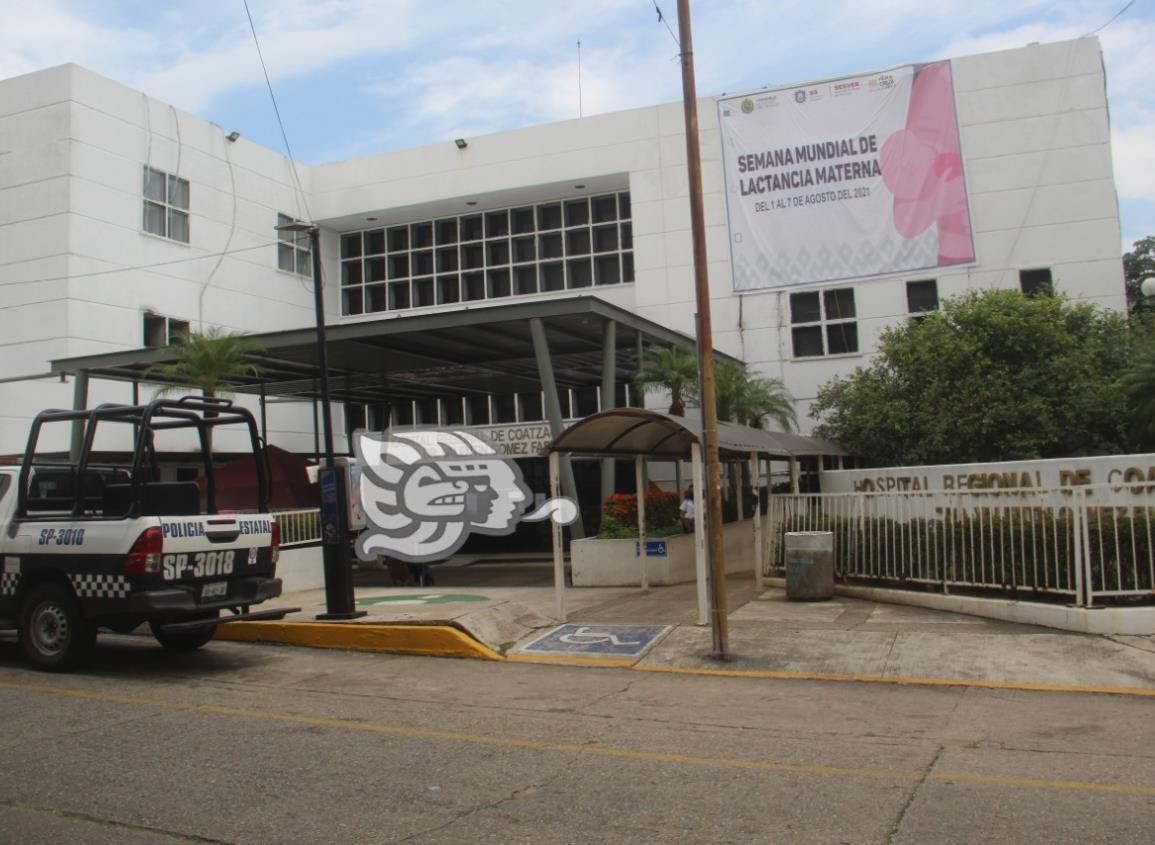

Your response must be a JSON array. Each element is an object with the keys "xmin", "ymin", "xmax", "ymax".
[
  {"xmin": 19, "ymin": 583, "xmax": 97, "ymax": 671},
  {"xmin": 150, "ymin": 613, "xmax": 218, "ymax": 653}
]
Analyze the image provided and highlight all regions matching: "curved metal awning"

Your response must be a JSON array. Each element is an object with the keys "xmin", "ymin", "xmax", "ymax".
[{"xmin": 548, "ymin": 408, "xmax": 844, "ymax": 459}]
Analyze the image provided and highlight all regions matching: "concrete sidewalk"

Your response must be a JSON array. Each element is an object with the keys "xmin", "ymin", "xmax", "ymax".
[{"xmin": 217, "ymin": 559, "xmax": 1155, "ymax": 694}]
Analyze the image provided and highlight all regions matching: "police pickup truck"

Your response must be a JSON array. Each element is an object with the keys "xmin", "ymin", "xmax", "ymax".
[{"xmin": 0, "ymin": 397, "xmax": 294, "ymax": 670}]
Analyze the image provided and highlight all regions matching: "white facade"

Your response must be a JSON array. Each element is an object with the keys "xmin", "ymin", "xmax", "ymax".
[{"xmin": 0, "ymin": 38, "xmax": 1125, "ymax": 455}]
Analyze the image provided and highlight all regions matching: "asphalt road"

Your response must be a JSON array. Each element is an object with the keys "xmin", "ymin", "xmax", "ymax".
[{"xmin": 0, "ymin": 634, "xmax": 1153, "ymax": 845}]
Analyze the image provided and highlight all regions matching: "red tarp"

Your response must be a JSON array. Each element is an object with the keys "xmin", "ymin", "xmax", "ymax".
[{"xmin": 208, "ymin": 445, "xmax": 317, "ymax": 511}]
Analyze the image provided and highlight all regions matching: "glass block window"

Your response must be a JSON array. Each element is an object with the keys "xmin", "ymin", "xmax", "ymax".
[
  {"xmin": 790, "ymin": 288, "xmax": 858, "ymax": 358},
  {"xmin": 277, "ymin": 213, "xmax": 312, "ymax": 275},
  {"xmin": 338, "ymin": 192, "xmax": 633, "ymax": 316},
  {"xmin": 142, "ymin": 166, "xmax": 189, "ymax": 242}
]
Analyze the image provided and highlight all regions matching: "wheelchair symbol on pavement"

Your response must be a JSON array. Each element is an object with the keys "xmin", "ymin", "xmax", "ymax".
[
  {"xmin": 519, "ymin": 623, "xmax": 671, "ymax": 657},
  {"xmin": 558, "ymin": 627, "xmax": 644, "ymax": 647}
]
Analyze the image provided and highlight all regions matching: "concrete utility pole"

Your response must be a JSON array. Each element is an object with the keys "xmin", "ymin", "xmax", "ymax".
[{"xmin": 677, "ymin": 0, "xmax": 729, "ymax": 658}]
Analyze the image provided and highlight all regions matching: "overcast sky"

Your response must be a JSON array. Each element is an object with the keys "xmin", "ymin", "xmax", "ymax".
[{"xmin": 3, "ymin": 0, "xmax": 1152, "ymax": 249}]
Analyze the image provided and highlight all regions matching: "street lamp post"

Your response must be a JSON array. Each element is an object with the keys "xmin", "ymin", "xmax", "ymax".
[{"xmin": 277, "ymin": 221, "xmax": 365, "ymax": 621}]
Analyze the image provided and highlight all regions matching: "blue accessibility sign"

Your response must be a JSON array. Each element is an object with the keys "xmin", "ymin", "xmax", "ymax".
[
  {"xmin": 518, "ymin": 624, "xmax": 671, "ymax": 657},
  {"xmin": 635, "ymin": 539, "xmax": 668, "ymax": 557}
]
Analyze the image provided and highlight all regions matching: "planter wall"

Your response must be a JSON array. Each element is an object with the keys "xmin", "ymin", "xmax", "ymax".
[{"xmin": 571, "ymin": 518, "xmax": 758, "ymax": 586}]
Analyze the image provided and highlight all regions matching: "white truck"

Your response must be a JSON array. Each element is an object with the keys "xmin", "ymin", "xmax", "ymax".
[{"xmin": 0, "ymin": 397, "xmax": 294, "ymax": 670}]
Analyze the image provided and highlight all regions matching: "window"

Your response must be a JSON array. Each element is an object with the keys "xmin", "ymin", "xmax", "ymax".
[
  {"xmin": 790, "ymin": 288, "xmax": 858, "ymax": 357},
  {"xmin": 142, "ymin": 313, "xmax": 189, "ymax": 348},
  {"xmin": 466, "ymin": 395, "xmax": 491, "ymax": 425},
  {"xmin": 345, "ymin": 403, "xmax": 388, "ymax": 433},
  {"xmin": 277, "ymin": 213, "xmax": 312, "ymax": 275},
  {"xmin": 142, "ymin": 166, "xmax": 189, "ymax": 242},
  {"xmin": 1019, "ymin": 268, "xmax": 1053, "ymax": 297},
  {"xmin": 338, "ymin": 191, "xmax": 634, "ymax": 317},
  {"xmin": 906, "ymin": 280, "xmax": 939, "ymax": 314}
]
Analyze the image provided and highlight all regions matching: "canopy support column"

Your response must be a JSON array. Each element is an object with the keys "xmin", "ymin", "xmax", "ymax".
[
  {"xmin": 600, "ymin": 319, "xmax": 617, "ymax": 503},
  {"xmin": 692, "ymin": 441, "xmax": 707, "ymax": 625},
  {"xmin": 531, "ymin": 317, "xmax": 584, "ymax": 539},
  {"xmin": 69, "ymin": 369, "xmax": 89, "ymax": 463},
  {"xmin": 751, "ymin": 451, "xmax": 764, "ymax": 593},
  {"xmin": 549, "ymin": 450, "xmax": 566, "ymax": 621},
  {"xmin": 635, "ymin": 455, "xmax": 648, "ymax": 591}
]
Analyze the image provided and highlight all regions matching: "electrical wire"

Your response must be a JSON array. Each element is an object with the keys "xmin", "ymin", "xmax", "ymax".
[
  {"xmin": 650, "ymin": 0, "xmax": 681, "ymax": 49},
  {"xmin": 0, "ymin": 241, "xmax": 280, "ymax": 289},
  {"xmin": 198, "ymin": 129, "xmax": 241, "ymax": 327},
  {"xmin": 1086, "ymin": 0, "xmax": 1136, "ymax": 36},
  {"xmin": 243, "ymin": 0, "xmax": 312, "ymax": 224}
]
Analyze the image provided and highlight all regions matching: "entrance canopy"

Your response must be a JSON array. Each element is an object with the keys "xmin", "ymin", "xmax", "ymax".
[
  {"xmin": 548, "ymin": 408, "xmax": 844, "ymax": 460},
  {"xmin": 544, "ymin": 408, "xmax": 844, "ymax": 627},
  {"xmin": 49, "ymin": 297, "xmax": 739, "ymax": 405}
]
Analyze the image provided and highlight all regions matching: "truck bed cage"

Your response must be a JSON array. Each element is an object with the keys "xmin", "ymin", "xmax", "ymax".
[{"xmin": 17, "ymin": 397, "xmax": 269, "ymax": 519}]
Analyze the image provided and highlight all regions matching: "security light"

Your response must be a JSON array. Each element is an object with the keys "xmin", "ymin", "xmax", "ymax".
[
  {"xmin": 226, "ymin": 131, "xmax": 240, "ymax": 142},
  {"xmin": 454, "ymin": 138, "xmax": 468, "ymax": 149}
]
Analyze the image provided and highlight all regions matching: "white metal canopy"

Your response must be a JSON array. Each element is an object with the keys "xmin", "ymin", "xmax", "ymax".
[
  {"xmin": 545, "ymin": 408, "xmax": 845, "ymax": 623},
  {"xmin": 548, "ymin": 408, "xmax": 846, "ymax": 459}
]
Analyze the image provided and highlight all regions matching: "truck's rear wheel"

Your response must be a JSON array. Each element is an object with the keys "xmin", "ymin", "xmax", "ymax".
[
  {"xmin": 19, "ymin": 583, "xmax": 96, "ymax": 671},
  {"xmin": 149, "ymin": 613, "xmax": 218, "ymax": 653}
]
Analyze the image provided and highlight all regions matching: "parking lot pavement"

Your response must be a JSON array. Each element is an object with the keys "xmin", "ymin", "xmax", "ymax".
[{"xmin": 0, "ymin": 639, "xmax": 1153, "ymax": 844}]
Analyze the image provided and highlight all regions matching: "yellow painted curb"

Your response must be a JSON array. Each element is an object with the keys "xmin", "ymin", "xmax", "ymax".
[{"xmin": 215, "ymin": 621, "xmax": 502, "ymax": 661}]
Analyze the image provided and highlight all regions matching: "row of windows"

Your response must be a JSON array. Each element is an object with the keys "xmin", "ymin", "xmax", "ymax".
[
  {"xmin": 136, "ymin": 167, "xmax": 1056, "ymax": 361},
  {"xmin": 338, "ymin": 193, "xmax": 635, "ymax": 316},
  {"xmin": 347, "ymin": 383, "xmax": 636, "ymax": 431},
  {"xmin": 788, "ymin": 268, "xmax": 1053, "ymax": 358}
]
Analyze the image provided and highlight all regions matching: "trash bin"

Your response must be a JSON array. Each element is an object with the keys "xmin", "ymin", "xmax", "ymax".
[{"xmin": 784, "ymin": 531, "xmax": 834, "ymax": 601}]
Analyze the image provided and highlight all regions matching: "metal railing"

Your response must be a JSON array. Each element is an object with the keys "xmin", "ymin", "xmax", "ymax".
[
  {"xmin": 274, "ymin": 508, "xmax": 321, "ymax": 547},
  {"xmin": 765, "ymin": 484, "xmax": 1155, "ymax": 606}
]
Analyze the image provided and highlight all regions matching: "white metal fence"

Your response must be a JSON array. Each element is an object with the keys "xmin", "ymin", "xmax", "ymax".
[
  {"xmin": 274, "ymin": 508, "xmax": 321, "ymax": 547},
  {"xmin": 765, "ymin": 483, "xmax": 1155, "ymax": 606}
]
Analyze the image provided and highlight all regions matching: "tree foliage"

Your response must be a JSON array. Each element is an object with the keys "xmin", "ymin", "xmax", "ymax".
[
  {"xmin": 714, "ymin": 361, "xmax": 797, "ymax": 431},
  {"xmin": 634, "ymin": 344, "xmax": 699, "ymax": 416},
  {"xmin": 1124, "ymin": 236, "xmax": 1155, "ymax": 320},
  {"xmin": 811, "ymin": 290, "xmax": 1132, "ymax": 465},
  {"xmin": 147, "ymin": 327, "xmax": 266, "ymax": 399},
  {"xmin": 1122, "ymin": 331, "xmax": 1155, "ymax": 444},
  {"xmin": 145, "ymin": 328, "xmax": 266, "ymax": 453}
]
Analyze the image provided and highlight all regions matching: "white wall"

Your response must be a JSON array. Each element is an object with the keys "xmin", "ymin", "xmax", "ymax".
[
  {"xmin": 0, "ymin": 64, "xmax": 320, "ymax": 454},
  {"xmin": 309, "ymin": 39, "xmax": 1123, "ymax": 433},
  {"xmin": 0, "ymin": 38, "xmax": 1127, "ymax": 455}
]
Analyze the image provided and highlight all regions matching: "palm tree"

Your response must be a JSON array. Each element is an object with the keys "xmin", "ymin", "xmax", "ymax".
[
  {"xmin": 715, "ymin": 361, "xmax": 797, "ymax": 431},
  {"xmin": 146, "ymin": 327, "xmax": 265, "ymax": 451},
  {"xmin": 634, "ymin": 345, "xmax": 699, "ymax": 416}
]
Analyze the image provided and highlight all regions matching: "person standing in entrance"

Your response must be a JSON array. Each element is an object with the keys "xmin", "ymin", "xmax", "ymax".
[{"xmin": 680, "ymin": 485, "xmax": 695, "ymax": 533}]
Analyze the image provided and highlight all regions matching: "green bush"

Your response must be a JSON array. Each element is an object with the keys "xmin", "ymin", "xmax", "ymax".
[{"xmin": 776, "ymin": 506, "xmax": 1155, "ymax": 596}]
